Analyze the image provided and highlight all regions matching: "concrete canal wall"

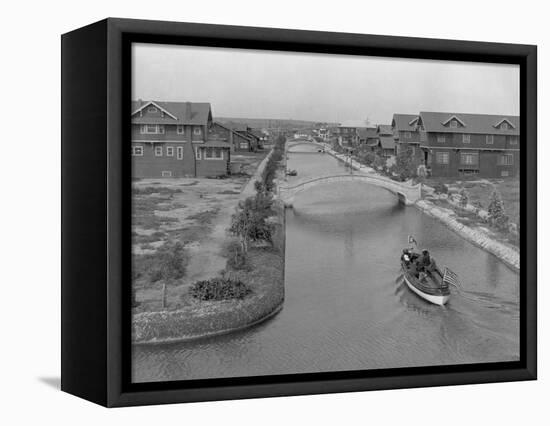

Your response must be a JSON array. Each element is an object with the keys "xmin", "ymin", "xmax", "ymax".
[{"xmin": 416, "ymin": 200, "xmax": 519, "ymax": 271}]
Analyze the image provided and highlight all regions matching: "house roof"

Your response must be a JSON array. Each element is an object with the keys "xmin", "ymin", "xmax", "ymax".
[
  {"xmin": 357, "ymin": 127, "xmax": 377, "ymax": 139},
  {"xmin": 392, "ymin": 114, "xmax": 419, "ymax": 131},
  {"xmin": 213, "ymin": 121, "xmax": 253, "ymax": 141},
  {"xmin": 418, "ymin": 112, "xmax": 520, "ymax": 135},
  {"xmin": 223, "ymin": 121, "xmax": 249, "ymax": 132},
  {"xmin": 376, "ymin": 124, "xmax": 393, "ymax": 136},
  {"xmin": 379, "ymin": 136, "xmax": 396, "ymax": 150},
  {"xmin": 131, "ymin": 101, "xmax": 212, "ymax": 125},
  {"xmin": 201, "ymin": 141, "xmax": 232, "ymax": 148}
]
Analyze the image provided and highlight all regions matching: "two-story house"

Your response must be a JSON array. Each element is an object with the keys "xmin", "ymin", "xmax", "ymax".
[
  {"xmin": 392, "ymin": 113, "xmax": 423, "ymax": 165},
  {"xmin": 367, "ymin": 124, "xmax": 396, "ymax": 158},
  {"xmin": 131, "ymin": 100, "xmax": 233, "ymax": 178},
  {"xmin": 416, "ymin": 112, "xmax": 520, "ymax": 178}
]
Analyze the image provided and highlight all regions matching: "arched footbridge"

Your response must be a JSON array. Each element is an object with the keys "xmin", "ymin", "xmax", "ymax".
[
  {"xmin": 286, "ymin": 140, "xmax": 326, "ymax": 153},
  {"xmin": 279, "ymin": 173, "xmax": 422, "ymax": 206}
]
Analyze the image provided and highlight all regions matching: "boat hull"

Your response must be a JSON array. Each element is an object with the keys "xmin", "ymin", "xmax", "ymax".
[{"xmin": 403, "ymin": 273, "xmax": 450, "ymax": 306}]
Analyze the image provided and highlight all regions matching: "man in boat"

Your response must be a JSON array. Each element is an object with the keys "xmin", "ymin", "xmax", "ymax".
[
  {"xmin": 401, "ymin": 248, "xmax": 412, "ymax": 266},
  {"xmin": 417, "ymin": 249, "xmax": 432, "ymax": 281}
]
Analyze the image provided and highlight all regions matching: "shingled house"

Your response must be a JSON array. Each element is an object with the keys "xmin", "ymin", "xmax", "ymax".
[
  {"xmin": 131, "ymin": 100, "xmax": 233, "ymax": 178},
  {"xmin": 416, "ymin": 112, "xmax": 520, "ymax": 178},
  {"xmin": 392, "ymin": 113, "xmax": 424, "ymax": 165}
]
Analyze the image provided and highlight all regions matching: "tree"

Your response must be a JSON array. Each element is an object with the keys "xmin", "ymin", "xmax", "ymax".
[
  {"xmin": 487, "ymin": 190, "xmax": 509, "ymax": 230},
  {"xmin": 459, "ymin": 188, "xmax": 469, "ymax": 208},
  {"xmin": 390, "ymin": 146, "xmax": 417, "ymax": 181},
  {"xmin": 150, "ymin": 242, "xmax": 186, "ymax": 308}
]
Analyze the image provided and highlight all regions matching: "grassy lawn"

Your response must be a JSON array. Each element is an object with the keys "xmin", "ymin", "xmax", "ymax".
[{"xmin": 424, "ymin": 176, "xmax": 519, "ymax": 224}]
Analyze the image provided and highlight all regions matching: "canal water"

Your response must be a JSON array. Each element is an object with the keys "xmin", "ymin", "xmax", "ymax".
[{"xmin": 132, "ymin": 145, "xmax": 519, "ymax": 383}]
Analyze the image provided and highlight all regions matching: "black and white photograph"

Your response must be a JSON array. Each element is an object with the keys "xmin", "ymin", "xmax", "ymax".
[{"xmin": 130, "ymin": 43, "xmax": 521, "ymax": 383}]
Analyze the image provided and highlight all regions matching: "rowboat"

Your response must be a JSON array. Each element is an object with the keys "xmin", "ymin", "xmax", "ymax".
[{"xmin": 400, "ymin": 254, "xmax": 451, "ymax": 306}]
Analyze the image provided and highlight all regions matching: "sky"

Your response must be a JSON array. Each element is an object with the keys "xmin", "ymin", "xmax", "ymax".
[{"xmin": 132, "ymin": 43, "xmax": 519, "ymax": 125}]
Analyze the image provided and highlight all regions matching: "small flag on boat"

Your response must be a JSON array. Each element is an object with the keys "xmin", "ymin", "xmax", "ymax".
[
  {"xmin": 408, "ymin": 235, "xmax": 418, "ymax": 245},
  {"xmin": 443, "ymin": 267, "xmax": 460, "ymax": 288}
]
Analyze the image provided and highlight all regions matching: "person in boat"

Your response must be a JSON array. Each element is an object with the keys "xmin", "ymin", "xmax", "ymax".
[{"xmin": 401, "ymin": 248, "xmax": 412, "ymax": 265}]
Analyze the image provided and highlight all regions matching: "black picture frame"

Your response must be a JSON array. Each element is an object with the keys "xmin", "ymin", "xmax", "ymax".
[{"xmin": 61, "ymin": 17, "xmax": 537, "ymax": 407}]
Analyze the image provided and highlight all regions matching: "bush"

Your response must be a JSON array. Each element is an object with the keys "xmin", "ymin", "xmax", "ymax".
[
  {"xmin": 433, "ymin": 182, "xmax": 448, "ymax": 194},
  {"xmin": 459, "ymin": 188, "xmax": 469, "ymax": 208},
  {"xmin": 190, "ymin": 277, "xmax": 251, "ymax": 301},
  {"xmin": 487, "ymin": 190, "xmax": 510, "ymax": 231}
]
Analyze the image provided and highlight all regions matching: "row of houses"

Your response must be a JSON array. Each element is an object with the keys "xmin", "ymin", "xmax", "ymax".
[
  {"xmin": 131, "ymin": 100, "xmax": 266, "ymax": 178},
  {"xmin": 392, "ymin": 112, "xmax": 519, "ymax": 178},
  {"xmin": 318, "ymin": 111, "xmax": 520, "ymax": 178}
]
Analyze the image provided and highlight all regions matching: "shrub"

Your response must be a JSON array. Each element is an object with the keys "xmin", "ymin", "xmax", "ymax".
[
  {"xmin": 487, "ymin": 190, "xmax": 510, "ymax": 231},
  {"xmin": 190, "ymin": 277, "xmax": 251, "ymax": 301},
  {"xmin": 458, "ymin": 188, "xmax": 469, "ymax": 208},
  {"xmin": 433, "ymin": 182, "xmax": 448, "ymax": 194}
]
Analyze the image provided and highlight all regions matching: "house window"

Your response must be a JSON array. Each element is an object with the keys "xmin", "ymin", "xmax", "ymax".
[
  {"xmin": 499, "ymin": 154, "xmax": 514, "ymax": 166},
  {"xmin": 147, "ymin": 106, "xmax": 158, "ymax": 113},
  {"xmin": 240, "ymin": 142, "xmax": 248, "ymax": 149},
  {"xmin": 141, "ymin": 124, "xmax": 164, "ymax": 134},
  {"xmin": 161, "ymin": 171, "xmax": 172, "ymax": 177},
  {"xmin": 436, "ymin": 152, "xmax": 449, "ymax": 164},
  {"xmin": 437, "ymin": 134, "xmax": 446, "ymax": 143},
  {"xmin": 177, "ymin": 125, "xmax": 184, "ymax": 134},
  {"xmin": 501, "ymin": 122, "xmax": 509, "ymax": 130},
  {"xmin": 463, "ymin": 134, "xmax": 471, "ymax": 143},
  {"xmin": 177, "ymin": 146, "xmax": 184, "ymax": 160},
  {"xmin": 166, "ymin": 146, "xmax": 174, "ymax": 156},
  {"xmin": 460, "ymin": 152, "xmax": 479, "ymax": 165},
  {"xmin": 509, "ymin": 136, "xmax": 518, "ymax": 145},
  {"xmin": 404, "ymin": 131, "xmax": 412, "ymax": 139},
  {"xmin": 203, "ymin": 147, "xmax": 224, "ymax": 160},
  {"xmin": 154, "ymin": 146, "xmax": 163, "ymax": 157},
  {"xmin": 193, "ymin": 127, "xmax": 202, "ymax": 135},
  {"xmin": 195, "ymin": 147, "xmax": 201, "ymax": 160},
  {"xmin": 131, "ymin": 146, "xmax": 143, "ymax": 156},
  {"xmin": 501, "ymin": 171, "xmax": 509, "ymax": 177},
  {"xmin": 450, "ymin": 120, "xmax": 458, "ymax": 128},
  {"xmin": 486, "ymin": 135, "xmax": 494, "ymax": 144}
]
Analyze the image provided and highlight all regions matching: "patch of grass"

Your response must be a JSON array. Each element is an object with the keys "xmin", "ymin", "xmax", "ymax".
[
  {"xmin": 132, "ymin": 230, "xmax": 167, "ymax": 245},
  {"xmin": 187, "ymin": 209, "xmax": 219, "ymax": 223},
  {"xmin": 179, "ymin": 181, "xmax": 199, "ymax": 186},
  {"xmin": 133, "ymin": 241, "xmax": 189, "ymax": 285},
  {"xmin": 217, "ymin": 190, "xmax": 241, "ymax": 195},
  {"xmin": 133, "ymin": 186, "xmax": 182, "ymax": 195}
]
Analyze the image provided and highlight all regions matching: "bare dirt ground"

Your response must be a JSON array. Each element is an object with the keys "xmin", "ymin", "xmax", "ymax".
[{"xmin": 132, "ymin": 151, "xmax": 269, "ymax": 313}]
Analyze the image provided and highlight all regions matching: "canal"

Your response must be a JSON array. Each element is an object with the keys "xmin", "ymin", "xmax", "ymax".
[{"xmin": 132, "ymin": 145, "xmax": 519, "ymax": 383}]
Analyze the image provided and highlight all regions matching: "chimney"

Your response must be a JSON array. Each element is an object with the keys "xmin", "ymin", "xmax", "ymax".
[{"xmin": 185, "ymin": 102, "xmax": 191, "ymax": 120}]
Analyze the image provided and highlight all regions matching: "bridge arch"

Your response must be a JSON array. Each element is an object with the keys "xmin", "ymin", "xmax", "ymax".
[
  {"xmin": 286, "ymin": 140, "xmax": 326, "ymax": 153},
  {"xmin": 278, "ymin": 173, "xmax": 421, "ymax": 206}
]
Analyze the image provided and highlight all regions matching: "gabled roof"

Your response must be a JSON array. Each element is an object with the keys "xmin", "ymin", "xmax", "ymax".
[
  {"xmin": 376, "ymin": 124, "xmax": 393, "ymax": 136},
  {"xmin": 418, "ymin": 112, "xmax": 520, "ymax": 135},
  {"xmin": 392, "ymin": 114, "xmax": 419, "ymax": 131},
  {"xmin": 131, "ymin": 100, "xmax": 212, "ymax": 125}
]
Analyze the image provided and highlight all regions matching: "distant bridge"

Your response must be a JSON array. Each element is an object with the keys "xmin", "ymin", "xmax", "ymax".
[
  {"xmin": 286, "ymin": 140, "xmax": 326, "ymax": 153},
  {"xmin": 279, "ymin": 173, "xmax": 422, "ymax": 206}
]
